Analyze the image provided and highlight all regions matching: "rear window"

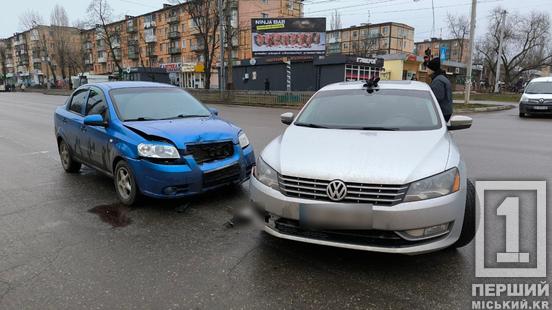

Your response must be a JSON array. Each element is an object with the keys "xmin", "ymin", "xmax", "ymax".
[
  {"xmin": 295, "ymin": 89, "xmax": 442, "ymax": 131},
  {"xmin": 110, "ymin": 87, "xmax": 211, "ymax": 122},
  {"xmin": 525, "ymin": 82, "xmax": 552, "ymax": 94}
]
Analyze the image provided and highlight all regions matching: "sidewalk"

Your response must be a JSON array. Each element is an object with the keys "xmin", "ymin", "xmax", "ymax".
[{"xmin": 453, "ymin": 100, "xmax": 516, "ymax": 106}]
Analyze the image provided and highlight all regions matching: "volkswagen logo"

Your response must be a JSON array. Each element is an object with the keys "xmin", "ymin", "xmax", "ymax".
[
  {"xmin": 540, "ymin": 98, "xmax": 545, "ymax": 104},
  {"xmin": 326, "ymin": 180, "xmax": 348, "ymax": 201}
]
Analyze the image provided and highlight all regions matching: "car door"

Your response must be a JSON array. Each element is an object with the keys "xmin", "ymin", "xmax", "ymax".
[
  {"xmin": 65, "ymin": 88, "xmax": 89, "ymax": 162},
  {"xmin": 83, "ymin": 87, "xmax": 111, "ymax": 171}
]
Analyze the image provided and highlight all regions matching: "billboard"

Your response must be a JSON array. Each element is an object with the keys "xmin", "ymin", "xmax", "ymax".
[{"xmin": 251, "ymin": 18, "xmax": 326, "ymax": 56}]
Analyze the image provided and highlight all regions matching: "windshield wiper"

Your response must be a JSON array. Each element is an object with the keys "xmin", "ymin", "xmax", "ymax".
[
  {"xmin": 124, "ymin": 117, "xmax": 157, "ymax": 122},
  {"xmin": 160, "ymin": 114, "xmax": 210, "ymax": 120},
  {"xmin": 355, "ymin": 126, "xmax": 400, "ymax": 131},
  {"xmin": 294, "ymin": 122, "xmax": 330, "ymax": 129}
]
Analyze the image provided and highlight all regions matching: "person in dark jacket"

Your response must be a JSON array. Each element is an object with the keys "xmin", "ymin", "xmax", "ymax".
[
  {"xmin": 264, "ymin": 78, "xmax": 271, "ymax": 94},
  {"xmin": 426, "ymin": 58, "xmax": 453, "ymax": 122}
]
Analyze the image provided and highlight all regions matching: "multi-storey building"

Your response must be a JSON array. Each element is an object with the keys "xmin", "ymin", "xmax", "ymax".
[
  {"xmin": 326, "ymin": 22, "xmax": 415, "ymax": 57},
  {"xmin": 414, "ymin": 38, "xmax": 470, "ymax": 64},
  {"xmin": 0, "ymin": 25, "xmax": 81, "ymax": 86},
  {"xmin": 78, "ymin": 1, "xmax": 302, "ymax": 88}
]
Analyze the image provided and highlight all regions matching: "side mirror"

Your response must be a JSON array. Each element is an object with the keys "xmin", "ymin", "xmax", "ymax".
[
  {"xmin": 447, "ymin": 115, "xmax": 472, "ymax": 131},
  {"xmin": 281, "ymin": 112, "xmax": 295, "ymax": 125},
  {"xmin": 209, "ymin": 107, "xmax": 219, "ymax": 116},
  {"xmin": 84, "ymin": 114, "xmax": 107, "ymax": 127}
]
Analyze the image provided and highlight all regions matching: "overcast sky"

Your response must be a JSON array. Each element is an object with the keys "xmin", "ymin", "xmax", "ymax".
[{"xmin": 1, "ymin": 0, "xmax": 550, "ymax": 41}]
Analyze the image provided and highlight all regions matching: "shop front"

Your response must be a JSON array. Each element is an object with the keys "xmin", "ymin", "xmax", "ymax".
[
  {"xmin": 182, "ymin": 63, "xmax": 205, "ymax": 89},
  {"xmin": 160, "ymin": 63, "xmax": 182, "ymax": 86}
]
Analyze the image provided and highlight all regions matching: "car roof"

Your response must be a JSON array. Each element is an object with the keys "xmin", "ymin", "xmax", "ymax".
[
  {"xmin": 529, "ymin": 77, "xmax": 552, "ymax": 83},
  {"xmin": 318, "ymin": 80, "xmax": 432, "ymax": 92},
  {"xmin": 85, "ymin": 81, "xmax": 176, "ymax": 91}
]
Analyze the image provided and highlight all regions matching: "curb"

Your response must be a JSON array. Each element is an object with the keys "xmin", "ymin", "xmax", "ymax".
[{"xmin": 455, "ymin": 105, "xmax": 515, "ymax": 113}]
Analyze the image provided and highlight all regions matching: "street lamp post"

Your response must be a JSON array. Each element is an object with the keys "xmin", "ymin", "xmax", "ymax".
[{"xmin": 464, "ymin": 0, "xmax": 477, "ymax": 104}]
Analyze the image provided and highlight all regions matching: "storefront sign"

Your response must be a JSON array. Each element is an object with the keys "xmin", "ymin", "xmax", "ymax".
[
  {"xmin": 251, "ymin": 18, "xmax": 326, "ymax": 56},
  {"xmin": 160, "ymin": 63, "xmax": 182, "ymax": 73}
]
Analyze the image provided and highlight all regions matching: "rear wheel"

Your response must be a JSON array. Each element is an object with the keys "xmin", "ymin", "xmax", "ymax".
[
  {"xmin": 453, "ymin": 179, "xmax": 476, "ymax": 248},
  {"xmin": 58, "ymin": 140, "xmax": 81, "ymax": 173},
  {"xmin": 114, "ymin": 161, "xmax": 140, "ymax": 206}
]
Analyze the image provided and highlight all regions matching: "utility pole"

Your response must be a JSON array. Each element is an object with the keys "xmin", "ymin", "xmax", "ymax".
[
  {"xmin": 464, "ymin": 0, "xmax": 477, "ymax": 104},
  {"xmin": 218, "ymin": 0, "xmax": 225, "ymax": 94},
  {"xmin": 494, "ymin": 10, "xmax": 507, "ymax": 94}
]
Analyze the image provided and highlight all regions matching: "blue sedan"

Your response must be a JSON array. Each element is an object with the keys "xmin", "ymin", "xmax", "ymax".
[{"xmin": 54, "ymin": 82, "xmax": 255, "ymax": 205}]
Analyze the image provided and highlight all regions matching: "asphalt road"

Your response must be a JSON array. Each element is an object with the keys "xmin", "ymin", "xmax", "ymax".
[{"xmin": 0, "ymin": 92, "xmax": 550, "ymax": 309}]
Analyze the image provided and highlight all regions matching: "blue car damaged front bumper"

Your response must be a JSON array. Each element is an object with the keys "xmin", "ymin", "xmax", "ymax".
[{"xmin": 126, "ymin": 145, "xmax": 255, "ymax": 199}]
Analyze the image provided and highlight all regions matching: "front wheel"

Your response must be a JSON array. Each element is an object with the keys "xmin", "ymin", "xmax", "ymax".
[
  {"xmin": 59, "ymin": 140, "xmax": 81, "ymax": 173},
  {"xmin": 114, "ymin": 161, "xmax": 140, "ymax": 206},
  {"xmin": 453, "ymin": 179, "xmax": 476, "ymax": 248},
  {"xmin": 519, "ymin": 111, "xmax": 526, "ymax": 118}
]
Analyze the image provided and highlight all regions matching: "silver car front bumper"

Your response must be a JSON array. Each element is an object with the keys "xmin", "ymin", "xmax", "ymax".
[{"xmin": 249, "ymin": 175, "xmax": 467, "ymax": 255}]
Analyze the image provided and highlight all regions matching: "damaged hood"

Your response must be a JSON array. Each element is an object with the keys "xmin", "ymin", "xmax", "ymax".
[
  {"xmin": 262, "ymin": 125, "xmax": 451, "ymax": 185},
  {"xmin": 124, "ymin": 117, "xmax": 241, "ymax": 148}
]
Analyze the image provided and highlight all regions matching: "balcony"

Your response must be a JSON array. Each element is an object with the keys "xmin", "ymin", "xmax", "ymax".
[
  {"xmin": 97, "ymin": 56, "xmax": 107, "ymax": 63},
  {"xmin": 33, "ymin": 57, "xmax": 42, "ymax": 64},
  {"xmin": 128, "ymin": 50, "xmax": 139, "ymax": 59},
  {"xmin": 144, "ymin": 21, "xmax": 156, "ymax": 29},
  {"xmin": 127, "ymin": 24, "xmax": 137, "ymax": 33},
  {"xmin": 146, "ymin": 50, "xmax": 156, "ymax": 58},
  {"xmin": 5, "ymin": 62, "xmax": 14, "ymax": 68},
  {"xmin": 169, "ymin": 47, "xmax": 181, "ymax": 54},
  {"xmin": 96, "ymin": 44, "xmax": 105, "ymax": 51},
  {"xmin": 167, "ymin": 15, "xmax": 179, "ymax": 24},
  {"xmin": 14, "ymin": 38, "xmax": 25, "ymax": 46},
  {"xmin": 128, "ymin": 39, "xmax": 139, "ymax": 47},
  {"xmin": 145, "ymin": 35, "xmax": 157, "ymax": 43},
  {"xmin": 84, "ymin": 42, "xmax": 93, "ymax": 50},
  {"xmin": 111, "ymin": 40, "xmax": 121, "ymax": 48},
  {"xmin": 85, "ymin": 59, "xmax": 93, "ymax": 65},
  {"xmin": 168, "ymin": 31, "xmax": 181, "ymax": 39},
  {"xmin": 18, "ymin": 58, "xmax": 29, "ymax": 65}
]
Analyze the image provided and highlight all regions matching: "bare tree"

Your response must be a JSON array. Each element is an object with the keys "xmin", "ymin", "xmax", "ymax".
[
  {"xmin": 182, "ymin": 0, "xmax": 220, "ymax": 89},
  {"xmin": 330, "ymin": 10, "xmax": 342, "ymax": 31},
  {"xmin": 477, "ymin": 8, "xmax": 552, "ymax": 86},
  {"xmin": 50, "ymin": 5, "xmax": 71, "ymax": 82},
  {"xmin": 446, "ymin": 14, "xmax": 469, "ymax": 62},
  {"xmin": 0, "ymin": 41, "xmax": 7, "ymax": 83},
  {"xmin": 87, "ymin": 0, "xmax": 123, "ymax": 76},
  {"xmin": 19, "ymin": 10, "xmax": 44, "ymax": 30}
]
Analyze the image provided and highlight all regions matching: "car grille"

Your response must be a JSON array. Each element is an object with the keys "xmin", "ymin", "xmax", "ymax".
[
  {"xmin": 278, "ymin": 175, "xmax": 408, "ymax": 206},
  {"xmin": 528, "ymin": 99, "xmax": 552, "ymax": 104},
  {"xmin": 185, "ymin": 141, "xmax": 234, "ymax": 164},
  {"xmin": 203, "ymin": 163, "xmax": 242, "ymax": 188},
  {"xmin": 273, "ymin": 218, "xmax": 425, "ymax": 247}
]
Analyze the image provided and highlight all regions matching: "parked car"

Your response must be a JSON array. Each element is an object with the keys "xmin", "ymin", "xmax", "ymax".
[
  {"xmin": 54, "ymin": 82, "xmax": 255, "ymax": 205},
  {"xmin": 250, "ymin": 80, "xmax": 475, "ymax": 255},
  {"xmin": 519, "ymin": 77, "xmax": 552, "ymax": 117}
]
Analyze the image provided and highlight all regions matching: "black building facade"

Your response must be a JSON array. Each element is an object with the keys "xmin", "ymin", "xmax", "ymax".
[{"xmin": 230, "ymin": 55, "xmax": 384, "ymax": 92}]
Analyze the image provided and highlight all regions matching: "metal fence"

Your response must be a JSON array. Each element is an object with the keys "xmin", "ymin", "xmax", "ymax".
[{"xmin": 185, "ymin": 89, "xmax": 315, "ymax": 107}]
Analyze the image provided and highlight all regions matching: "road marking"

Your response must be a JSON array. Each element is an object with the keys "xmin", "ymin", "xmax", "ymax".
[{"xmin": 22, "ymin": 151, "xmax": 50, "ymax": 156}]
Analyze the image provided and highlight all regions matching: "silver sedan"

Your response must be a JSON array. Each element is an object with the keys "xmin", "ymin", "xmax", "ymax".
[{"xmin": 249, "ymin": 80, "xmax": 475, "ymax": 255}]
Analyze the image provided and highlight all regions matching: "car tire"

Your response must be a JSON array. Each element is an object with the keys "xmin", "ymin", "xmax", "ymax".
[
  {"xmin": 58, "ymin": 140, "xmax": 81, "ymax": 173},
  {"xmin": 453, "ymin": 179, "xmax": 476, "ymax": 248},
  {"xmin": 519, "ymin": 111, "xmax": 526, "ymax": 118},
  {"xmin": 114, "ymin": 161, "xmax": 140, "ymax": 206}
]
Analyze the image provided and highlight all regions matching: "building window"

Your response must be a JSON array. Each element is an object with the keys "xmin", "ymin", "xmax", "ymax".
[
  {"xmin": 288, "ymin": 0, "xmax": 294, "ymax": 10},
  {"xmin": 345, "ymin": 64, "xmax": 381, "ymax": 81},
  {"xmin": 382, "ymin": 26, "xmax": 389, "ymax": 35},
  {"xmin": 261, "ymin": 13, "xmax": 268, "ymax": 18},
  {"xmin": 261, "ymin": 0, "xmax": 268, "ymax": 3},
  {"xmin": 182, "ymin": 39, "xmax": 187, "ymax": 48}
]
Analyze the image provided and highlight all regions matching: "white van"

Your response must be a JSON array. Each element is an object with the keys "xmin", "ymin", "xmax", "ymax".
[{"xmin": 519, "ymin": 77, "xmax": 552, "ymax": 117}]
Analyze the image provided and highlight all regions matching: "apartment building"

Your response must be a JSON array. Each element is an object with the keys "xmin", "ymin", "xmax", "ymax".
[
  {"xmin": 78, "ymin": 0, "xmax": 302, "ymax": 89},
  {"xmin": 414, "ymin": 38, "xmax": 470, "ymax": 64},
  {"xmin": 0, "ymin": 25, "xmax": 81, "ymax": 86},
  {"xmin": 326, "ymin": 22, "xmax": 415, "ymax": 57}
]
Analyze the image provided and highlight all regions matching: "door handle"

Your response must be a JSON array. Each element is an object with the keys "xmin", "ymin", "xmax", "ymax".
[{"xmin": 81, "ymin": 125, "xmax": 87, "ymax": 132}]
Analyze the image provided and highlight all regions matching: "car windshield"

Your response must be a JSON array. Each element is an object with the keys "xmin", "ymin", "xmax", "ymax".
[
  {"xmin": 525, "ymin": 82, "xmax": 552, "ymax": 94},
  {"xmin": 110, "ymin": 87, "xmax": 211, "ymax": 121},
  {"xmin": 294, "ymin": 89, "xmax": 441, "ymax": 131}
]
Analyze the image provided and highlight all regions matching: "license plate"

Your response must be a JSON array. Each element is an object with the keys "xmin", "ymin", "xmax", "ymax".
[
  {"xmin": 533, "ymin": 106, "xmax": 548, "ymax": 110},
  {"xmin": 299, "ymin": 204, "xmax": 373, "ymax": 230}
]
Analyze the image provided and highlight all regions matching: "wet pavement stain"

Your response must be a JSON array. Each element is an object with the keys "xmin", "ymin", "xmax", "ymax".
[{"xmin": 88, "ymin": 204, "xmax": 132, "ymax": 228}]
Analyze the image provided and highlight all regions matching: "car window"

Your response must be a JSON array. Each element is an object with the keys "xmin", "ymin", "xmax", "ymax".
[
  {"xmin": 69, "ymin": 89, "xmax": 88, "ymax": 115},
  {"xmin": 86, "ymin": 88, "xmax": 108, "ymax": 117},
  {"xmin": 525, "ymin": 82, "xmax": 552, "ymax": 94},
  {"xmin": 295, "ymin": 89, "xmax": 441, "ymax": 131},
  {"xmin": 110, "ymin": 87, "xmax": 211, "ymax": 122}
]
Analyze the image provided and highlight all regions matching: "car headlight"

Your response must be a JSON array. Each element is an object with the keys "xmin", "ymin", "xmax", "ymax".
[
  {"xmin": 520, "ymin": 97, "xmax": 528, "ymax": 104},
  {"xmin": 238, "ymin": 132, "xmax": 250, "ymax": 149},
  {"xmin": 137, "ymin": 143, "xmax": 180, "ymax": 159},
  {"xmin": 404, "ymin": 168, "xmax": 460, "ymax": 202},
  {"xmin": 254, "ymin": 157, "xmax": 279, "ymax": 190}
]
